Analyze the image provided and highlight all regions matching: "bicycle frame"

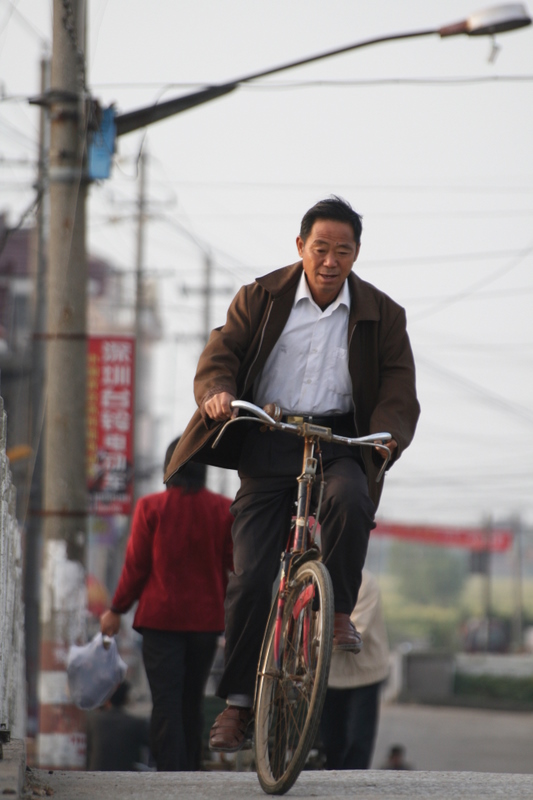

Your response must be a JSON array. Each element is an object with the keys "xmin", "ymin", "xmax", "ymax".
[
  {"xmin": 212, "ymin": 400, "xmax": 392, "ymax": 670},
  {"xmin": 274, "ymin": 433, "xmax": 319, "ymax": 667},
  {"xmin": 212, "ymin": 400, "xmax": 392, "ymax": 791}
]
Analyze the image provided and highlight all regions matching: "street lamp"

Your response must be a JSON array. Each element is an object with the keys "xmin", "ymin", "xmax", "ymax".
[
  {"xmin": 440, "ymin": 3, "xmax": 531, "ymax": 35},
  {"xmin": 115, "ymin": 4, "xmax": 531, "ymax": 137}
]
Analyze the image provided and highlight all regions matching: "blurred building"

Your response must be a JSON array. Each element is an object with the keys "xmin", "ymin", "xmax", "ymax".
[
  {"xmin": 0, "ymin": 211, "xmax": 33, "ymax": 508},
  {"xmin": 0, "ymin": 210, "xmax": 162, "ymax": 517}
]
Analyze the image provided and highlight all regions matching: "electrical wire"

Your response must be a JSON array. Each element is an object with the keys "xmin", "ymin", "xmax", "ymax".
[
  {"xmin": 91, "ymin": 75, "xmax": 533, "ymax": 91},
  {"xmin": 0, "ymin": 187, "xmax": 42, "ymax": 257},
  {"xmin": 0, "ymin": 0, "xmax": 48, "ymax": 46},
  {"xmin": 240, "ymin": 75, "xmax": 533, "ymax": 89},
  {"xmin": 0, "ymin": 115, "xmax": 38, "ymax": 148},
  {"xmin": 409, "ymin": 242, "xmax": 533, "ymax": 322},
  {"xmin": 406, "ymin": 286, "xmax": 533, "ymax": 304},
  {"xmin": 140, "ymin": 178, "xmax": 533, "ymax": 194},
  {"xmin": 416, "ymin": 355, "xmax": 533, "ymax": 427}
]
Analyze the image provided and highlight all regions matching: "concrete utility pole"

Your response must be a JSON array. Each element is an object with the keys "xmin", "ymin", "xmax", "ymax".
[
  {"xmin": 133, "ymin": 148, "xmax": 150, "ymax": 501},
  {"xmin": 38, "ymin": 0, "xmax": 88, "ymax": 770},
  {"xmin": 25, "ymin": 56, "xmax": 50, "ymax": 740}
]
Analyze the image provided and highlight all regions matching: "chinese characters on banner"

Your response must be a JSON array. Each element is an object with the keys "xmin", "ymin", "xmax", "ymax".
[{"xmin": 87, "ymin": 336, "xmax": 135, "ymax": 515}]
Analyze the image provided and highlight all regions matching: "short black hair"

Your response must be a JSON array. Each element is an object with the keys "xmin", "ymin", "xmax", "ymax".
[
  {"xmin": 164, "ymin": 437, "xmax": 207, "ymax": 493},
  {"xmin": 300, "ymin": 196, "xmax": 363, "ymax": 245},
  {"xmin": 390, "ymin": 745, "xmax": 405, "ymax": 757}
]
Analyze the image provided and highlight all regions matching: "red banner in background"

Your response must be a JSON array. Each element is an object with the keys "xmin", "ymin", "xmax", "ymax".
[
  {"xmin": 374, "ymin": 521, "xmax": 512, "ymax": 552},
  {"xmin": 87, "ymin": 336, "xmax": 135, "ymax": 516}
]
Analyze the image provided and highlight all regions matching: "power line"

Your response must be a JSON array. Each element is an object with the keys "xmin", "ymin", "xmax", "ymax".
[
  {"xmin": 0, "ymin": 155, "xmax": 36, "ymax": 166},
  {"xmin": 406, "ymin": 285, "xmax": 533, "ymax": 305},
  {"xmin": 376, "ymin": 248, "xmax": 532, "ymax": 266},
  {"xmin": 242, "ymin": 75, "xmax": 533, "ymax": 89},
  {"xmin": 0, "ymin": 116, "xmax": 38, "ymax": 148},
  {"xmin": 417, "ymin": 355, "xmax": 533, "ymax": 427},
  {"xmin": 92, "ymin": 75, "xmax": 533, "ymax": 91},
  {"xmin": 410, "ymin": 242, "xmax": 533, "ymax": 321},
  {"xmin": 0, "ymin": 93, "xmax": 37, "ymax": 103},
  {"xmin": 155, "ymin": 213, "xmax": 253, "ymax": 284},
  {"xmin": 115, "ymin": 209, "xmax": 533, "ymax": 221},
  {"xmin": 138, "ymin": 179, "xmax": 533, "ymax": 194},
  {"xmin": 0, "ymin": 182, "xmax": 37, "ymax": 192},
  {"xmin": 0, "ymin": 0, "xmax": 49, "ymax": 45},
  {"xmin": 0, "ymin": 188, "xmax": 42, "ymax": 257}
]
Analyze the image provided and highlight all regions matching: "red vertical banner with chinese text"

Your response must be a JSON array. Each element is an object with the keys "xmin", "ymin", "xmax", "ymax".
[{"xmin": 87, "ymin": 336, "xmax": 135, "ymax": 515}]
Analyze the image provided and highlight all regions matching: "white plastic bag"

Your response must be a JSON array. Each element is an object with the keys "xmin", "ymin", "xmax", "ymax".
[{"xmin": 67, "ymin": 633, "xmax": 128, "ymax": 710}]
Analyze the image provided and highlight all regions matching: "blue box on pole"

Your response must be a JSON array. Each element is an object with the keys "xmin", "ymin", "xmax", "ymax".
[{"xmin": 88, "ymin": 106, "xmax": 116, "ymax": 181}]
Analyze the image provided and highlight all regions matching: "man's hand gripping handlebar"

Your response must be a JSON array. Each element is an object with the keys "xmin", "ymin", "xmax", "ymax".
[{"xmin": 212, "ymin": 399, "xmax": 393, "ymax": 483}]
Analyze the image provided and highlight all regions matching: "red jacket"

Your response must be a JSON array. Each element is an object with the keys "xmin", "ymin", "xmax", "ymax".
[{"xmin": 111, "ymin": 486, "xmax": 233, "ymax": 632}]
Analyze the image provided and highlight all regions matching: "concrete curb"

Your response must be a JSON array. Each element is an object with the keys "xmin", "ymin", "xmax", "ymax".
[
  {"xmin": 27, "ymin": 768, "xmax": 533, "ymax": 799},
  {"xmin": 0, "ymin": 738, "xmax": 26, "ymax": 798}
]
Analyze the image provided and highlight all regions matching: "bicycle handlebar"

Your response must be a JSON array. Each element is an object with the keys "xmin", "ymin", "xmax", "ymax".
[{"xmin": 212, "ymin": 399, "xmax": 393, "ymax": 482}]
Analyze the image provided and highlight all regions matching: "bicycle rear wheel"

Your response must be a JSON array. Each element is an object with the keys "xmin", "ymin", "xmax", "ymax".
[{"xmin": 254, "ymin": 560, "xmax": 334, "ymax": 795}]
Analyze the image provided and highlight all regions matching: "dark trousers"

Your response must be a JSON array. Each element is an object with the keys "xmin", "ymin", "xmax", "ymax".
[
  {"xmin": 320, "ymin": 682, "xmax": 381, "ymax": 770},
  {"xmin": 217, "ymin": 427, "xmax": 376, "ymax": 700},
  {"xmin": 141, "ymin": 629, "xmax": 218, "ymax": 771}
]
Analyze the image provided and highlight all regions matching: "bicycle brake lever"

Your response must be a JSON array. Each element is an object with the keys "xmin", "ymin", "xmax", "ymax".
[
  {"xmin": 211, "ymin": 411, "xmax": 275, "ymax": 449},
  {"xmin": 211, "ymin": 416, "xmax": 243, "ymax": 449},
  {"xmin": 375, "ymin": 445, "xmax": 391, "ymax": 483}
]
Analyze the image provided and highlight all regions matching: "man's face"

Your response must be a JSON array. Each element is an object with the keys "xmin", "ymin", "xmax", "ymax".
[{"xmin": 296, "ymin": 219, "xmax": 360, "ymax": 310}]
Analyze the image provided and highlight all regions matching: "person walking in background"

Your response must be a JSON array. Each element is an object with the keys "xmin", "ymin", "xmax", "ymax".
[
  {"xmin": 100, "ymin": 438, "xmax": 234, "ymax": 771},
  {"xmin": 320, "ymin": 570, "xmax": 390, "ymax": 770},
  {"xmin": 86, "ymin": 681, "xmax": 150, "ymax": 771},
  {"xmin": 382, "ymin": 744, "xmax": 413, "ymax": 770}
]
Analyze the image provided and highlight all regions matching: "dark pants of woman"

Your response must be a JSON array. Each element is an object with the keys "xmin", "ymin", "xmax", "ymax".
[
  {"xmin": 320, "ymin": 682, "xmax": 381, "ymax": 769},
  {"xmin": 141, "ymin": 629, "xmax": 218, "ymax": 771},
  {"xmin": 217, "ymin": 425, "xmax": 376, "ymax": 701}
]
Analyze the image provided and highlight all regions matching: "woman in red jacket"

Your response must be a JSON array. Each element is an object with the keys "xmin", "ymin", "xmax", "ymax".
[{"xmin": 100, "ymin": 439, "xmax": 233, "ymax": 771}]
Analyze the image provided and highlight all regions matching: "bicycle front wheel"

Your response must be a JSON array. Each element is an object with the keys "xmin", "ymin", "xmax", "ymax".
[{"xmin": 254, "ymin": 559, "xmax": 334, "ymax": 795}]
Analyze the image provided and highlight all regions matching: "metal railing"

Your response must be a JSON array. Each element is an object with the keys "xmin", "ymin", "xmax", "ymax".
[{"xmin": 0, "ymin": 396, "xmax": 26, "ymax": 739}]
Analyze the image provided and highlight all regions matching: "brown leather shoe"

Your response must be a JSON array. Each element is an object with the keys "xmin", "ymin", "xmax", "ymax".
[
  {"xmin": 333, "ymin": 612, "xmax": 363, "ymax": 653},
  {"xmin": 209, "ymin": 705, "xmax": 254, "ymax": 753}
]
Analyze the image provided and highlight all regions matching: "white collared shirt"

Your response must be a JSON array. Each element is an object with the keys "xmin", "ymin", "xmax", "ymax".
[{"xmin": 253, "ymin": 271, "xmax": 353, "ymax": 415}]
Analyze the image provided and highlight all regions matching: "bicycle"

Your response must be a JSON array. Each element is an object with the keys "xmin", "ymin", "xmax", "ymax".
[{"xmin": 213, "ymin": 399, "xmax": 391, "ymax": 795}]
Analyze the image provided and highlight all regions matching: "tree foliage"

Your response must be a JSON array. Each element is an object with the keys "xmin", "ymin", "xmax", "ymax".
[{"xmin": 389, "ymin": 541, "xmax": 467, "ymax": 606}]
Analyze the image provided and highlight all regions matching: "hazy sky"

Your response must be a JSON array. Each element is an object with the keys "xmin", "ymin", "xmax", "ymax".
[{"xmin": 1, "ymin": 1, "xmax": 532, "ymax": 528}]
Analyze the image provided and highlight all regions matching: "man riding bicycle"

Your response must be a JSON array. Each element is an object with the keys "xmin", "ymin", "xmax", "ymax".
[{"xmin": 165, "ymin": 196, "xmax": 420, "ymax": 753}]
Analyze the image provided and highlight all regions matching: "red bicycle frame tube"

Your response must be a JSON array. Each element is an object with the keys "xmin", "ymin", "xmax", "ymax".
[{"xmin": 273, "ymin": 435, "xmax": 317, "ymax": 667}]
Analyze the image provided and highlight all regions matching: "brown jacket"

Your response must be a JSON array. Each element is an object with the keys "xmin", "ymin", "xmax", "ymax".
[{"xmin": 165, "ymin": 262, "xmax": 420, "ymax": 508}]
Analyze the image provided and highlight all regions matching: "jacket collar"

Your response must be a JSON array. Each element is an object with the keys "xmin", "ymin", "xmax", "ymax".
[
  {"xmin": 256, "ymin": 262, "xmax": 381, "ymax": 322},
  {"xmin": 256, "ymin": 262, "xmax": 302, "ymax": 297}
]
